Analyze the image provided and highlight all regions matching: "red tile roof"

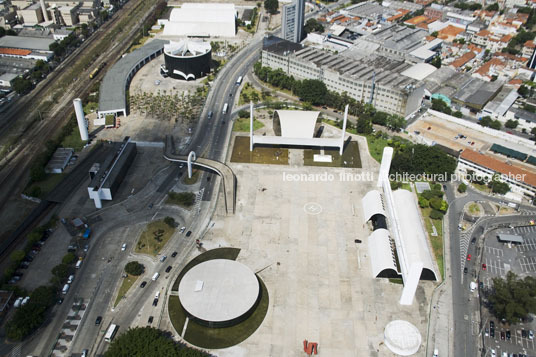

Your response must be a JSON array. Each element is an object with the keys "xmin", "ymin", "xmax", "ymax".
[
  {"xmin": 475, "ymin": 57, "xmax": 505, "ymax": 76},
  {"xmin": 0, "ymin": 48, "xmax": 31, "ymax": 56},
  {"xmin": 450, "ymin": 51, "xmax": 476, "ymax": 68},
  {"xmin": 460, "ymin": 149, "xmax": 536, "ymax": 187}
]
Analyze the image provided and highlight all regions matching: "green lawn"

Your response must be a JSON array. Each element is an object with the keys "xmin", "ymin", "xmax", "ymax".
[
  {"xmin": 302, "ymin": 141, "xmax": 362, "ymax": 168},
  {"xmin": 60, "ymin": 126, "xmax": 86, "ymax": 151},
  {"xmin": 422, "ymin": 207, "xmax": 444, "ymax": 280},
  {"xmin": 366, "ymin": 134, "xmax": 390, "ymax": 163},
  {"xmin": 166, "ymin": 191, "xmax": 195, "ymax": 208},
  {"xmin": 468, "ymin": 203, "xmax": 480, "ymax": 214},
  {"xmin": 24, "ymin": 173, "xmax": 65, "ymax": 198},
  {"xmin": 233, "ymin": 118, "xmax": 264, "ymax": 132},
  {"xmin": 183, "ymin": 170, "xmax": 200, "ymax": 185},
  {"xmin": 135, "ymin": 220, "xmax": 176, "ymax": 256},
  {"xmin": 231, "ymin": 136, "xmax": 288, "ymax": 165},
  {"xmin": 472, "ymin": 182, "xmax": 490, "ymax": 193},
  {"xmin": 401, "ymin": 182, "xmax": 412, "ymax": 191},
  {"xmin": 114, "ymin": 274, "xmax": 139, "ymax": 307}
]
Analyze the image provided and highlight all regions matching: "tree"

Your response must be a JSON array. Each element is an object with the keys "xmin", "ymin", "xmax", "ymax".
[
  {"xmin": 430, "ymin": 197, "xmax": 448, "ymax": 212},
  {"xmin": 458, "ymin": 183, "xmax": 467, "ymax": 193},
  {"xmin": 124, "ymin": 261, "xmax": 145, "ymax": 276},
  {"xmin": 490, "ymin": 179, "xmax": 510, "ymax": 195},
  {"xmin": 294, "ymin": 79, "xmax": 327, "ymax": 106},
  {"xmin": 429, "ymin": 209, "xmax": 444, "ymax": 220},
  {"xmin": 62, "ymin": 253, "xmax": 76, "ymax": 265},
  {"xmin": 488, "ymin": 272, "xmax": 536, "ymax": 324},
  {"xmin": 386, "ymin": 115, "xmax": 406, "ymax": 132},
  {"xmin": 163, "ymin": 216, "xmax": 175, "ymax": 227},
  {"xmin": 431, "ymin": 31, "xmax": 439, "ymax": 37},
  {"xmin": 10, "ymin": 250, "xmax": 25, "ymax": 264},
  {"xmin": 532, "ymin": 127, "xmax": 536, "ymax": 138},
  {"xmin": 51, "ymin": 264, "xmax": 69, "ymax": 280},
  {"xmin": 356, "ymin": 117, "xmax": 373, "ymax": 134},
  {"xmin": 430, "ymin": 55, "xmax": 441, "ymax": 69},
  {"xmin": 518, "ymin": 85, "xmax": 530, "ymax": 97},
  {"xmin": 431, "ymin": 98, "xmax": 451, "ymax": 115},
  {"xmin": 418, "ymin": 196, "xmax": 429, "ymax": 208},
  {"xmin": 12, "ymin": 77, "xmax": 32, "ymax": 95},
  {"xmin": 486, "ymin": 2, "xmax": 499, "ymax": 11},
  {"xmin": 453, "ymin": 111, "xmax": 463, "ymax": 118},
  {"xmin": 105, "ymin": 327, "xmax": 210, "ymax": 357},
  {"xmin": 264, "ymin": 0, "xmax": 278, "ymax": 14},
  {"xmin": 391, "ymin": 144, "xmax": 457, "ymax": 178},
  {"xmin": 505, "ymin": 119, "xmax": 519, "ymax": 129},
  {"xmin": 304, "ymin": 19, "xmax": 324, "ymax": 34}
]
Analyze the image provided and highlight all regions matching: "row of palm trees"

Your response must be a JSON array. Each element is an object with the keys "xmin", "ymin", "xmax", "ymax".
[{"xmin": 129, "ymin": 90, "xmax": 204, "ymax": 122}]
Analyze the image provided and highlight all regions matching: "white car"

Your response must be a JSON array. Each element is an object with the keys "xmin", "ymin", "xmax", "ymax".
[
  {"xmin": 121, "ymin": 243, "xmax": 127, "ymax": 251},
  {"xmin": 180, "ymin": 226, "xmax": 186, "ymax": 233},
  {"xmin": 529, "ymin": 330, "xmax": 534, "ymax": 340},
  {"xmin": 490, "ymin": 349, "xmax": 496, "ymax": 357}
]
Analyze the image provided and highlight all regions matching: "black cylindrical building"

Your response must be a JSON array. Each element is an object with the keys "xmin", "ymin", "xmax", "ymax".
[{"xmin": 162, "ymin": 41, "xmax": 211, "ymax": 80}]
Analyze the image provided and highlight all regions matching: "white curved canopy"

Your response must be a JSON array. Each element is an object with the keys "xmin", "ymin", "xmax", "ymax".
[
  {"xmin": 392, "ymin": 189, "xmax": 438, "ymax": 281},
  {"xmin": 276, "ymin": 110, "xmax": 319, "ymax": 138},
  {"xmin": 164, "ymin": 40, "xmax": 211, "ymax": 58},
  {"xmin": 368, "ymin": 229, "xmax": 398, "ymax": 278},
  {"xmin": 362, "ymin": 190, "xmax": 386, "ymax": 222}
]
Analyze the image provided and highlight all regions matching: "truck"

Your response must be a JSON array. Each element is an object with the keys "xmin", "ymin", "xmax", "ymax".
[
  {"xmin": 222, "ymin": 103, "xmax": 228, "ymax": 115},
  {"xmin": 83, "ymin": 228, "xmax": 91, "ymax": 239},
  {"xmin": 470, "ymin": 281, "xmax": 477, "ymax": 292},
  {"xmin": 236, "ymin": 76, "xmax": 243, "ymax": 85}
]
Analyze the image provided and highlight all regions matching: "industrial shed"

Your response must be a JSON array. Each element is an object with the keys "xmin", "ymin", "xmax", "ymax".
[{"xmin": 163, "ymin": 3, "xmax": 237, "ymax": 38}]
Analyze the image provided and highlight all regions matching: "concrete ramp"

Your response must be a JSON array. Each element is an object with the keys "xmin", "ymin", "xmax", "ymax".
[{"xmin": 163, "ymin": 135, "xmax": 236, "ymax": 215}]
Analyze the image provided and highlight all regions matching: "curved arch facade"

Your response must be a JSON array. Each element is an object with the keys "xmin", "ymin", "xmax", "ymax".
[
  {"xmin": 362, "ymin": 190, "xmax": 386, "ymax": 222},
  {"xmin": 368, "ymin": 229, "xmax": 400, "ymax": 279}
]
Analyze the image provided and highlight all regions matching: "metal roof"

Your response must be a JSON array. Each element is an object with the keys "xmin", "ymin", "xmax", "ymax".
[
  {"xmin": 367, "ymin": 228, "xmax": 399, "ymax": 278},
  {"xmin": 497, "ymin": 233, "xmax": 524, "ymax": 244},
  {"xmin": 0, "ymin": 35, "xmax": 54, "ymax": 51},
  {"xmin": 362, "ymin": 190, "xmax": 386, "ymax": 221},
  {"xmin": 98, "ymin": 39, "xmax": 168, "ymax": 113}
]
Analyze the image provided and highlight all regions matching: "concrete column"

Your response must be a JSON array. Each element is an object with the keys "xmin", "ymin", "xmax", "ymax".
[
  {"xmin": 73, "ymin": 98, "xmax": 89, "ymax": 141},
  {"xmin": 339, "ymin": 104, "xmax": 349, "ymax": 155},
  {"xmin": 250, "ymin": 101, "xmax": 254, "ymax": 151},
  {"xmin": 187, "ymin": 151, "xmax": 196, "ymax": 178}
]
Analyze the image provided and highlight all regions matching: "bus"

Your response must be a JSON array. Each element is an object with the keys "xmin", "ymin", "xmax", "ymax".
[
  {"xmin": 236, "ymin": 76, "xmax": 243, "ymax": 85},
  {"xmin": 104, "ymin": 324, "xmax": 118, "ymax": 342},
  {"xmin": 222, "ymin": 103, "xmax": 228, "ymax": 114}
]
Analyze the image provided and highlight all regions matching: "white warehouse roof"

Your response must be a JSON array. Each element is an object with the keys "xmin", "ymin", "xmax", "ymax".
[
  {"xmin": 368, "ymin": 229, "xmax": 398, "ymax": 278},
  {"xmin": 392, "ymin": 189, "xmax": 438, "ymax": 281},
  {"xmin": 163, "ymin": 3, "xmax": 236, "ymax": 37},
  {"xmin": 276, "ymin": 110, "xmax": 319, "ymax": 138},
  {"xmin": 362, "ymin": 190, "xmax": 386, "ymax": 222},
  {"xmin": 401, "ymin": 63, "xmax": 437, "ymax": 81}
]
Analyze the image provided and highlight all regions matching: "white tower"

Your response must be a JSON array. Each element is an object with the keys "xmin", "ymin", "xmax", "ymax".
[
  {"xmin": 73, "ymin": 98, "xmax": 89, "ymax": 141},
  {"xmin": 40, "ymin": 0, "xmax": 49, "ymax": 21}
]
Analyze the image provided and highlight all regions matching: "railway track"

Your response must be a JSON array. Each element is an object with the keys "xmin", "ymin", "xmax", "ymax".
[{"xmin": 0, "ymin": 0, "xmax": 158, "ymax": 230}]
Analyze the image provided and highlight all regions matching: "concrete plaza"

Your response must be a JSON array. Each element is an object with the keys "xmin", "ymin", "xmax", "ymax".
[{"xmin": 199, "ymin": 135, "xmax": 435, "ymax": 356}]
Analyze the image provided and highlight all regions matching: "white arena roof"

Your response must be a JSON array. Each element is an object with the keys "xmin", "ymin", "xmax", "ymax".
[
  {"xmin": 163, "ymin": 3, "xmax": 236, "ymax": 37},
  {"xmin": 384, "ymin": 320, "xmax": 422, "ymax": 356},
  {"xmin": 276, "ymin": 110, "xmax": 319, "ymax": 138},
  {"xmin": 401, "ymin": 63, "xmax": 437, "ymax": 81},
  {"xmin": 178, "ymin": 259, "xmax": 260, "ymax": 323},
  {"xmin": 368, "ymin": 229, "xmax": 398, "ymax": 278}
]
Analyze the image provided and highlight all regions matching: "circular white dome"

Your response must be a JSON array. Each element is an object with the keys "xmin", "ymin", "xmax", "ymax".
[
  {"xmin": 384, "ymin": 320, "xmax": 422, "ymax": 356},
  {"xmin": 178, "ymin": 259, "xmax": 260, "ymax": 323}
]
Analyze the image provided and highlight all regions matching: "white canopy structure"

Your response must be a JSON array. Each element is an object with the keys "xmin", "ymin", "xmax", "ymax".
[
  {"xmin": 368, "ymin": 229, "xmax": 399, "ymax": 278},
  {"xmin": 249, "ymin": 103, "xmax": 349, "ymax": 154},
  {"xmin": 163, "ymin": 3, "xmax": 237, "ymax": 37},
  {"xmin": 362, "ymin": 190, "xmax": 386, "ymax": 222}
]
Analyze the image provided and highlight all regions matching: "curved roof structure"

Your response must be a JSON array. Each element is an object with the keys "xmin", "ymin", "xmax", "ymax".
[
  {"xmin": 362, "ymin": 190, "xmax": 386, "ymax": 222},
  {"xmin": 164, "ymin": 40, "xmax": 211, "ymax": 58},
  {"xmin": 384, "ymin": 320, "xmax": 422, "ymax": 356},
  {"xmin": 178, "ymin": 259, "xmax": 259, "ymax": 323},
  {"xmin": 98, "ymin": 39, "xmax": 168, "ymax": 117},
  {"xmin": 368, "ymin": 229, "xmax": 398, "ymax": 278},
  {"xmin": 275, "ymin": 110, "xmax": 319, "ymax": 138},
  {"xmin": 392, "ymin": 189, "xmax": 438, "ymax": 281}
]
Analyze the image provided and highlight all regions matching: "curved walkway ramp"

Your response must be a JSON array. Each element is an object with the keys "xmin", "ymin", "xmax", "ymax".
[
  {"xmin": 163, "ymin": 135, "xmax": 236, "ymax": 215},
  {"xmin": 98, "ymin": 39, "xmax": 169, "ymax": 119}
]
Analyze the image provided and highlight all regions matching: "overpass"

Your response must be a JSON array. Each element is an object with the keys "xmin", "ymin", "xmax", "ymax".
[{"xmin": 163, "ymin": 135, "xmax": 236, "ymax": 215}]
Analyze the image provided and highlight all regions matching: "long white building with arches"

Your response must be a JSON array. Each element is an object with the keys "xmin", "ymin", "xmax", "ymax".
[{"xmin": 362, "ymin": 147, "xmax": 438, "ymax": 305}]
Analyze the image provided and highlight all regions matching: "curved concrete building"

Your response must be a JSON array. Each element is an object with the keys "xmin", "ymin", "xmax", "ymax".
[{"xmin": 162, "ymin": 41, "xmax": 211, "ymax": 80}]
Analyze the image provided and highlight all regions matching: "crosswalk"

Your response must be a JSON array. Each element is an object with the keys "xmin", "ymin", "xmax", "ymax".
[
  {"xmin": 8, "ymin": 344, "xmax": 21, "ymax": 357},
  {"xmin": 460, "ymin": 218, "xmax": 482, "ymax": 274}
]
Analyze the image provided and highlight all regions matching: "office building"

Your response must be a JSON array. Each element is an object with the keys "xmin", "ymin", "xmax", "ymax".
[{"xmin": 282, "ymin": 0, "xmax": 305, "ymax": 43}]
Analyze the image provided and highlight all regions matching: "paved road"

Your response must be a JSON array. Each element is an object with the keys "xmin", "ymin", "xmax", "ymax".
[{"xmin": 445, "ymin": 183, "xmax": 536, "ymax": 357}]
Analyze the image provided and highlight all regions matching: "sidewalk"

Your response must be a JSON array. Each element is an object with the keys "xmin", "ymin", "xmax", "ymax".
[{"xmin": 427, "ymin": 213, "xmax": 454, "ymax": 357}]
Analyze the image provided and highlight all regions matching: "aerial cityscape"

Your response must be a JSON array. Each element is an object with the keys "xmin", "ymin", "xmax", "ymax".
[{"xmin": 0, "ymin": 0, "xmax": 535, "ymax": 355}]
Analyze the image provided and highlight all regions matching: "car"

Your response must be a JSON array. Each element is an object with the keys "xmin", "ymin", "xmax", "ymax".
[
  {"xmin": 186, "ymin": 231, "xmax": 192, "ymax": 237},
  {"xmin": 83, "ymin": 244, "xmax": 89, "ymax": 252},
  {"xmin": 152, "ymin": 298, "xmax": 158, "ymax": 306},
  {"xmin": 463, "ymin": 267, "xmax": 468, "ymax": 274},
  {"xmin": 148, "ymin": 203, "xmax": 153, "ymax": 209},
  {"xmin": 471, "ymin": 237, "xmax": 476, "ymax": 245},
  {"xmin": 140, "ymin": 281, "xmax": 147, "ymax": 288},
  {"xmin": 522, "ymin": 329, "xmax": 527, "ymax": 338},
  {"xmin": 485, "ymin": 327, "xmax": 489, "ymax": 337},
  {"xmin": 207, "ymin": 111, "xmax": 213, "ymax": 119},
  {"xmin": 506, "ymin": 330, "xmax": 511, "ymax": 340},
  {"xmin": 501, "ymin": 352, "xmax": 507, "ymax": 357},
  {"xmin": 160, "ymin": 255, "xmax": 167, "ymax": 262},
  {"xmin": 490, "ymin": 321, "xmax": 495, "ymax": 329},
  {"xmin": 82, "ymin": 349, "xmax": 88, "ymax": 357},
  {"xmin": 121, "ymin": 243, "xmax": 127, "ymax": 251},
  {"xmin": 479, "ymin": 281, "xmax": 484, "ymax": 289},
  {"xmin": 165, "ymin": 266, "xmax": 172, "ymax": 273},
  {"xmin": 57, "ymin": 297, "xmax": 64, "ymax": 305},
  {"xmin": 458, "ymin": 224, "xmax": 463, "ymax": 231},
  {"xmin": 467, "ymin": 254, "xmax": 471, "ymax": 261},
  {"xmin": 154, "ymin": 80, "xmax": 160, "ymax": 85},
  {"xmin": 491, "ymin": 349, "xmax": 496, "ymax": 357},
  {"xmin": 13, "ymin": 271, "xmax": 23, "ymax": 278},
  {"xmin": 482, "ymin": 263, "xmax": 487, "ymax": 270},
  {"xmin": 95, "ymin": 316, "xmax": 102, "ymax": 325},
  {"xmin": 179, "ymin": 227, "xmax": 186, "ymax": 233},
  {"xmin": 171, "ymin": 251, "xmax": 178, "ymax": 258},
  {"xmin": 490, "ymin": 328, "xmax": 495, "ymax": 338},
  {"xmin": 148, "ymin": 316, "xmax": 154, "ymax": 324},
  {"xmin": 229, "ymin": 92, "xmax": 232, "ymax": 97},
  {"xmin": 529, "ymin": 330, "xmax": 534, "ymax": 339},
  {"xmin": 19, "ymin": 261, "xmax": 30, "ymax": 269}
]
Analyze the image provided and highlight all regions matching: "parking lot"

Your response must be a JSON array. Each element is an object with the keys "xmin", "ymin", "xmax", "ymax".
[{"xmin": 480, "ymin": 225, "xmax": 536, "ymax": 356}]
